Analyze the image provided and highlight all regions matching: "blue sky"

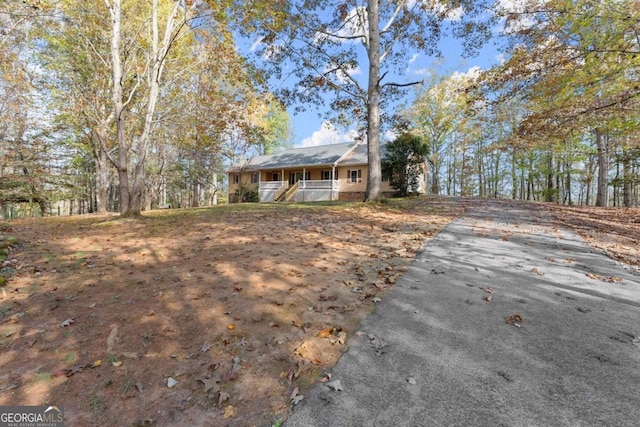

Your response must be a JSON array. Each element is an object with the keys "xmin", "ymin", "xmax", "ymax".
[
  {"xmin": 291, "ymin": 38, "xmax": 501, "ymax": 148},
  {"xmin": 239, "ymin": 4, "xmax": 506, "ymax": 149},
  {"xmin": 285, "ymin": 34, "xmax": 502, "ymax": 148}
]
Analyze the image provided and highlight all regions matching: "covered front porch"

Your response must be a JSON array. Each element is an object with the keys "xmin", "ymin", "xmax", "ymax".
[
  {"xmin": 258, "ymin": 167, "xmax": 339, "ymax": 202},
  {"xmin": 259, "ymin": 179, "xmax": 339, "ymax": 202}
]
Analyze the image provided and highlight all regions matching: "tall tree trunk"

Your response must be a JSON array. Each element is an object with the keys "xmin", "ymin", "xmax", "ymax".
[
  {"xmin": 105, "ymin": 0, "xmax": 186, "ymax": 217},
  {"xmin": 95, "ymin": 137, "xmax": 109, "ymax": 214},
  {"xmin": 623, "ymin": 148, "xmax": 632, "ymax": 208},
  {"xmin": 364, "ymin": 0, "xmax": 382, "ymax": 201},
  {"xmin": 595, "ymin": 128, "xmax": 609, "ymax": 207},
  {"xmin": 565, "ymin": 157, "xmax": 572, "ymax": 205},
  {"xmin": 511, "ymin": 150, "xmax": 518, "ymax": 199},
  {"xmin": 546, "ymin": 151, "xmax": 555, "ymax": 202},
  {"xmin": 107, "ymin": 0, "xmax": 131, "ymax": 216}
]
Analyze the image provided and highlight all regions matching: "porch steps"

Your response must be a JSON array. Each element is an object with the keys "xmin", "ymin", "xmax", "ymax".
[{"xmin": 277, "ymin": 181, "xmax": 300, "ymax": 202}]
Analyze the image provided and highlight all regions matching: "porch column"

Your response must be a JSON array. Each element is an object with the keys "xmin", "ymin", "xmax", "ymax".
[{"xmin": 331, "ymin": 166, "xmax": 336, "ymax": 201}]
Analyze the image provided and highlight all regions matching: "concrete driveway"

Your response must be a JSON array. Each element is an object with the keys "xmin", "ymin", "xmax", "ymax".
[{"xmin": 285, "ymin": 199, "xmax": 640, "ymax": 427}]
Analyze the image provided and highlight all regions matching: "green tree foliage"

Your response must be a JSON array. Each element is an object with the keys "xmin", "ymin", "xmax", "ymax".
[
  {"xmin": 237, "ymin": 0, "xmax": 493, "ymax": 200},
  {"xmin": 386, "ymin": 133, "xmax": 429, "ymax": 197}
]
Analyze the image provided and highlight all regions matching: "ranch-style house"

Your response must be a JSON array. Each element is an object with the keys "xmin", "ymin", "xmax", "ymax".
[{"xmin": 227, "ymin": 142, "xmax": 427, "ymax": 203}]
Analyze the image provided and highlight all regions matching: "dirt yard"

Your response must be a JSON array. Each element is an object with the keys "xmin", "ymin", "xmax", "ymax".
[{"xmin": 0, "ymin": 197, "xmax": 638, "ymax": 427}]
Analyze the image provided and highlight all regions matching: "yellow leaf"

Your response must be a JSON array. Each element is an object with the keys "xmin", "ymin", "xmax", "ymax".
[{"xmin": 223, "ymin": 405, "xmax": 236, "ymax": 419}]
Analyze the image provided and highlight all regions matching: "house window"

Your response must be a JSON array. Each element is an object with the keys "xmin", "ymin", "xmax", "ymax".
[
  {"xmin": 348, "ymin": 169, "xmax": 362, "ymax": 183},
  {"xmin": 233, "ymin": 174, "xmax": 240, "ymax": 184},
  {"xmin": 322, "ymin": 170, "xmax": 334, "ymax": 180},
  {"xmin": 251, "ymin": 173, "xmax": 259, "ymax": 184},
  {"xmin": 272, "ymin": 173, "xmax": 280, "ymax": 181},
  {"xmin": 381, "ymin": 163, "xmax": 392, "ymax": 182}
]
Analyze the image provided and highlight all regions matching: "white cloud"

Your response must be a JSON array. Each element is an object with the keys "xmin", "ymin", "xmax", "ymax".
[
  {"xmin": 408, "ymin": 53, "xmax": 420, "ymax": 65},
  {"xmin": 497, "ymin": 0, "xmax": 548, "ymax": 34},
  {"xmin": 299, "ymin": 122, "xmax": 342, "ymax": 147},
  {"xmin": 383, "ymin": 129, "xmax": 398, "ymax": 142},
  {"xmin": 250, "ymin": 37, "xmax": 263, "ymax": 52},
  {"xmin": 450, "ymin": 66, "xmax": 482, "ymax": 82},
  {"xmin": 412, "ymin": 68, "xmax": 432, "ymax": 77},
  {"xmin": 332, "ymin": 63, "xmax": 362, "ymax": 84},
  {"xmin": 299, "ymin": 122, "xmax": 359, "ymax": 147}
]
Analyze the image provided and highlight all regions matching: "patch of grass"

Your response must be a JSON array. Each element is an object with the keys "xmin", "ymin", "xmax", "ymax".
[
  {"xmin": 122, "ymin": 377, "xmax": 134, "ymax": 394},
  {"xmin": 63, "ymin": 353, "xmax": 75, "ymax": 362},
  {"xmin": 36, "ymin": 372, "xmax": 53, "ymax": 382},
  {"xmin": 89, "ymin": 395, "xmax": 104, "ymax": 413},
  {"xmin": 106, "ymin": 354, "xmax": 118, "ymax": 364}
]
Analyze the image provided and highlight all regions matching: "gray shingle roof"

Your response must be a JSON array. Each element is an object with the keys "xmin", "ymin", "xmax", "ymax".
[
  {"xmin": 227, "ymin": 142, "xmax": 390, "ymax": 172},
  {"xmin": 228, "ymin": 142, "xmax": 357, "ymax": 171},
  {"xmin": 338, "ymin": 142, "xmax": 388, "ymax": 166}
]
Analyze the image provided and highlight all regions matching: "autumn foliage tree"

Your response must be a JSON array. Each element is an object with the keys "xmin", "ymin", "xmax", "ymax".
[{"xmin": 481, "ymin": 0, "xmax": 640, "ymax": 206}]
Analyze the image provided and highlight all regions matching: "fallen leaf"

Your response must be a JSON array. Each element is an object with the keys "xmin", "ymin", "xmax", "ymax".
[
  {"xmin": 319, "ymin": 372, "xmax": 332, "ymax": 383},
  {"xmin": 407, "ymin": 377, "xmax": 417, "ymax": 385},
  {"xmin": 326, "ymin": 380, "xmax": 343, "ymax": 391},
  {"xmin": 483, "ymin": 295, "xmax": 492, "ymax": 302},
  {"xmin": 371, "ymin": 297, "xmax": 382, "ymax": 303},
  {"xmin": 316, "ymin": 328, "xmax": 333, "ymax": 339},
  {"xmin": 368, "ymin": 334, "xmax": 388, "ymax": 355},
  {"xmin": 483, "ymin": 287, "xmax": 494, "ymax": 294},
  {"xmin": 61, "ymin": 319, "xmax": 74, "ymax": 327},
  {"xmin": 198, "ymin": 377, "xmax": 218, "ymax": 393},
  {"xmin": 231, "ymin": 356, "xmax": 241, "ymax": 373},
  {"xmin": 218, "ymin": 391, "xmax": 231, "ymax": 406},
  {"xmin": 223, "ymin": 405, "xmax": 236, "ymax": 419},
  {"xmin": 530, "ymin": 268, "xmax": 544, "ymax": 276},
  {"xmin": 201, "ymin": 342, "xmax": 211, "ymax": 353},
  {"xmin": 290, "ymin": 386, "xmax": 304, "ymax": 405},
  {"xmin": 167, "ymin": 377, "xmax": 177, "ymax": 388},
  {"xmin": 506, "ymin": 314, "xmax": 524, "ymax": 326},
  {"xmin": 112, "ymin": 361, "xmax": 122, "ymax": 367},
  {"xmin": 227, "ymin": 324, "xmax": 236, "ymax": 330}
]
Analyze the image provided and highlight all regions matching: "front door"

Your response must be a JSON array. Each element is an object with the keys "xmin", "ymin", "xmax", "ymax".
[{"xmin": 289, "ymin": 172, "xmax": 304, "ymax": 185}]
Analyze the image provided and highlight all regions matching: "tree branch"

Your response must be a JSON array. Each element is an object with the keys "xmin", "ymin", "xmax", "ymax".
[{"xmin": 381, "ymin": 79, "xmax": 424, "ymax": 89}]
